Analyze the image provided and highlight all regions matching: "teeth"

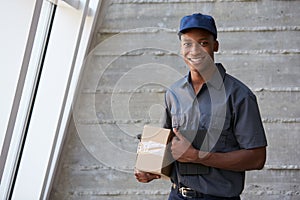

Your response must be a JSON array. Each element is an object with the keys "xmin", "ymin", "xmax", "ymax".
[{"xmin": 188, "ymin": 57, "xmax": 202, "ymax": 62}]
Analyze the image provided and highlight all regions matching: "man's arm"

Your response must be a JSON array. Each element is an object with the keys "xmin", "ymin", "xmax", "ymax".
[
  {"xmin": 171, "ymin": 128, "xmax": 266, "ymax": 172},
  {"xmin": 196, "ymin": 147, "xmax": 266, "ymax": 171}
]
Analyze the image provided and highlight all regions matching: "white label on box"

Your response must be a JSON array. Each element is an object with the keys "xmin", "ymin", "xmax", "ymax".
[{"xmin": 137, "ymin": 141, "xmax": 165, "ymax": 157}]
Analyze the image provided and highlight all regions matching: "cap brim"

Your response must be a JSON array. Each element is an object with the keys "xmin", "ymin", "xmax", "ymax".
[{"xmin": 178, "ymin": 26, "xmax": 217, "ymax": 39}]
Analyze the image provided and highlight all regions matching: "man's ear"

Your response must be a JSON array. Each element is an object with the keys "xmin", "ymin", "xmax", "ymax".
[{"xmin": 214, "ymin": 40, "xmax": 219, "ymax": 52}]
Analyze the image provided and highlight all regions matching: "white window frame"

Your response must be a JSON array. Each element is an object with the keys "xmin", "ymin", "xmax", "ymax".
[{"xmin": 0, "ymin": 0, "xmax": 102, "ymax": 199}]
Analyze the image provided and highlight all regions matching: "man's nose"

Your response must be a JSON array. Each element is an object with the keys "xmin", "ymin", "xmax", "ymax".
[{"xmin": 190, "ymin": 43, "xmax": 203, "ymax": 54}]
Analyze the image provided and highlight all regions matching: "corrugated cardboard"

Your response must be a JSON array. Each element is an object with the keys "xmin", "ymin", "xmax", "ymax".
[{"xmin": 135, "ymin": 125, "xmax": 174, "ymax": 179}]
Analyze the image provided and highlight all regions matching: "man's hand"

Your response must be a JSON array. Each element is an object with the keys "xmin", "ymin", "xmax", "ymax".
[
  {"xmin": 171, "ymin": 128, "xmax": 200, "ymax": 162},
  {"xmin": 134, "ymin": 169, "xmax": 160, "ymax": 183}
]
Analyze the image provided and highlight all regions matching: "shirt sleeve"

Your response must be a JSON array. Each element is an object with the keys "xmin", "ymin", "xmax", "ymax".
[
  {"xmin": 234, "ymin": 93, "xmax": 268, "ymax": 149},
  {"xmin": 161, "ymin": 92, "xmax": 172, "ymax": 129}
]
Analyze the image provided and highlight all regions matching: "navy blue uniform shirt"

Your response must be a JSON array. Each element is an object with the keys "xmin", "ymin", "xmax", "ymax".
[{"xmin": 162, "ymin": 63, "xmax": 267, "ymax": 197}]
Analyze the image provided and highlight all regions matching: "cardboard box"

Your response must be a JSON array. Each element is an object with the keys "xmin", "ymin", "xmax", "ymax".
[{"xmin": 135, "ymin": 125, "xmax": 174, "ymax": 179}]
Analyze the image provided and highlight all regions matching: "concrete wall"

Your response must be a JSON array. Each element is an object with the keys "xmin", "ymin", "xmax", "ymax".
[{"xmin": 49, "ymin": 0, "xmax": 300, "ymax": 199}]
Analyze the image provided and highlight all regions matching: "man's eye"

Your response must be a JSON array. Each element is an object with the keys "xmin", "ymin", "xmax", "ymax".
[
  {"xmin": 199, "ymin": 42, "xmax": 209, "ymax": 47},
  {"xmin": 183, "ymin": 43, "xmax": 192, "ymax": 47}
]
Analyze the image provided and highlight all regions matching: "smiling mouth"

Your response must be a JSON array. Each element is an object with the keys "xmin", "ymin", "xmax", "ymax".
[{"xmin": 187, "ymin": 57, "xmax": 205, "ymax": 64}]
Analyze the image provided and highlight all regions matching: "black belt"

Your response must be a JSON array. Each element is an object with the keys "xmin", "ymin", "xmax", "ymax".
[
  {"xmin": 172, "ymin": 183, "xmax": 241, "ymax": 199},
  {"xmin": 173, "ymin": 183, "xmax": 203, "ymax": 198}
]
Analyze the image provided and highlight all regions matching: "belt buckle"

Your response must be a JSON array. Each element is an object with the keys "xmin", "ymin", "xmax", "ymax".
[{"xmin": 179, "ymin": 187, "xmax": 194, "ymax": 198}]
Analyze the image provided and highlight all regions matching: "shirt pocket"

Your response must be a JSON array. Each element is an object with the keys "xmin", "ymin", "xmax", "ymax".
[
  {"xmin": 209, "ymin": 114, "xmax": 231, "ymax": 131},
  {"xmin": 210, "ymin": 115, "xmax": 239, "ymax": 152}
]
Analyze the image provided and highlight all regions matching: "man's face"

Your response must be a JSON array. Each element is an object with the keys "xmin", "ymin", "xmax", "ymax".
[{"xmin": 180, "ymin": 29, "xmax": 219, "ymax": 74}]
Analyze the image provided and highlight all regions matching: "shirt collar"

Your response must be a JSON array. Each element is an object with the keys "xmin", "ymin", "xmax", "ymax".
[
  {"xmin": 184, "ymin": 63, "xmax": 226, "ymax": 90},
  {"xmin": 207, "ymin": 63, "xmax": 226, "ymax": 90}
]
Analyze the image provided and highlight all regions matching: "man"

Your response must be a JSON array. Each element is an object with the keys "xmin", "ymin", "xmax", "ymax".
[{"xmin": 135, "ymin": 13, "xmax": 267, "ymax": 200}]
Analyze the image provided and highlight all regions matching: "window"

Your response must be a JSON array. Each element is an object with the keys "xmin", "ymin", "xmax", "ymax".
[{"xmin": 0, "ymin": 0, "xmax": 101, "ymax": 199}]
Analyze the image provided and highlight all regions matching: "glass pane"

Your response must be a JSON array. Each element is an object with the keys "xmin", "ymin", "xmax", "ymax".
[{"xmin": 0, "ymin": 0, "xmax": 55, "ymax": 198}]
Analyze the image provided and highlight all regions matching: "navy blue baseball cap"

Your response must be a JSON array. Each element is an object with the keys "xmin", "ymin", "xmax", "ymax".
[{"xmin": 178, "ymin": 13, "xmax": 217, "ymax": 39}]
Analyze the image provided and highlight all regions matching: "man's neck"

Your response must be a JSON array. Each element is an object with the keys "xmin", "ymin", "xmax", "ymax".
[
  {"xmin": 190, "ymin": 66, "xmax": 217, "ymax": 94},
  {"xmin": 190, "ymin": 71, "xmax": 205, "ymax": 94}
]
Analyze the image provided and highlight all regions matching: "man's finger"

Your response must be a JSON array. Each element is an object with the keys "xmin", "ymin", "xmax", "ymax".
[
  {"xmin": 148, "ymin": 173, "xmax": 160, "ymax": 179},
  {"xmin": 172, "ymin": 128, "xmax": 185, "ymax": 140}
]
